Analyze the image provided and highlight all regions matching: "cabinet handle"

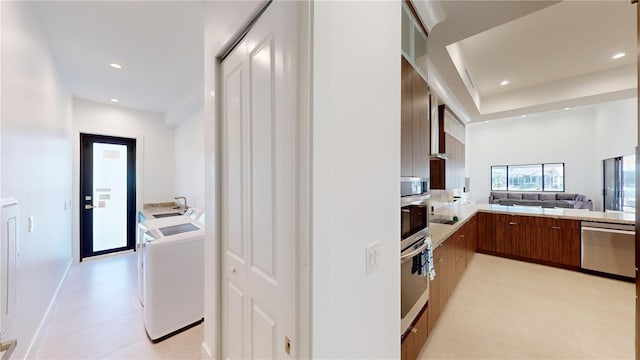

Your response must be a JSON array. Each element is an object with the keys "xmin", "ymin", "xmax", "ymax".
[
  {"xmin": 411, "ymin": 328, "xmax": 418, "ymax": 333},
  {"xmin": 552, "ymin": 226, "xmax": 561, "ymax": 230},
  {"xmin": 459, "ymin": 235, "xmax": 465, "ymax": 238},
  {"xmin": 509, "ymin": 222, "xmax": 517, "ymax": 225}
]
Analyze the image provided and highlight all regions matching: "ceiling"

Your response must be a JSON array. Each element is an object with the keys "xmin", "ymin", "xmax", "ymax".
[
  {"xmin": 31, "ymin": 1, "xmax": 204, "ymax": 120},
  {"xmin": 424, "ymin": 0, "xmax": 637, "ymax": 122},
  {"xmin": 30, "ymin": 1, "xmax": 637, "ymax": 124}
]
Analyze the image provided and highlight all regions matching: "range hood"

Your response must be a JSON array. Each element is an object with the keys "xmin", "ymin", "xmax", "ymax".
[{"xmin": 430, "ymin": 100, "xmax": 448, "ymax": 159}]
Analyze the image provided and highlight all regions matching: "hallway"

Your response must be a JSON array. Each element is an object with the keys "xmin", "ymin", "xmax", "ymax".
[{"xmin": 36, "ymin": 252, "xmax": 202, "ymax": 359}]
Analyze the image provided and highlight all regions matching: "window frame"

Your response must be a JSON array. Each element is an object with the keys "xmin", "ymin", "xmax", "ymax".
[{"xmin": 491, "ymin": 163, "xmax": 565, "ymax": 192}]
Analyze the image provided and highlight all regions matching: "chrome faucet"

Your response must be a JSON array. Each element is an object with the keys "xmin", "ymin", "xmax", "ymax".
[{"xmin": 174, "ymin": 196, "xmax": 187, "ymax": 210}]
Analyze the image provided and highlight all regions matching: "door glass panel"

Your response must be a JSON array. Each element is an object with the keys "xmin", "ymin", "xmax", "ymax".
[
  {"xmin": 622, "ymin": 154, "xmax": 636, "ymax": 212},
  {"xmin": 92, "ymin": 142, "xmax": 128, "ymax": 252},
  {"xmin": 401, "ymin": 4, "xmax": 411, "ymax": 58},
  {"xmin": 603, "ymin": 157, "xmax": 617, "ymax": 211},
  {"xmin": 413, "ymin": 24, "xmax": 428, "ymax": 78}
]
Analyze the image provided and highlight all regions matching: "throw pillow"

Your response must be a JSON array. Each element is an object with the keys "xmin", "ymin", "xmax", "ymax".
[
  {"xmin": 492, "ymin": 192, "xmax": 508, "ymax": 199},
  {"xmin": 539, "ymin": 193, "xmax": 556, "ymax": 201},
  {"xmin": 557, "ymin": 193, "xmax": 576, "ymax": 200}
]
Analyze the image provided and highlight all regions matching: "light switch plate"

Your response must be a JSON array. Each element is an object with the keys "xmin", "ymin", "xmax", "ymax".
[
  {"xmin": 28, "ymin": 216, "xmax": 34, "ymax": 232},
  {"xmin": 365, "ymin": 241, "xmax": 380, "ymax": 275}
]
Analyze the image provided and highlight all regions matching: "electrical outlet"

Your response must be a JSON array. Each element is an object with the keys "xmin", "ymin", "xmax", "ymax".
[{"xmin": 365, "ymin": 242, "xmax": 380, "ymax": 275}]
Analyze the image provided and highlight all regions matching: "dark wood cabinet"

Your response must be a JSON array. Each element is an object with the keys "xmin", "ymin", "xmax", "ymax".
[
  {"xmin": 493, "ymin": 214, "xmax": 531, "ymax": 259},
  {"xmin": 477, "ymin": 212, "xmax": 496, "ymax": 252},
  {"xmin": 465, "ymin": 215, "xmax": 478, "ymax": 264},
  {"xmin": 453, "ymin": 228, "xmax": 467, "ymax": 285},
  {"xmin": 403, "ymin": 306, "xmax": 429, "ymax": 360},
  {"xmin": 401, "ymin": 338, "xmax": 407, "ymax": 360},
  {"xmin": 430, "ymin": 105, "xmax": 465, "ymax": 190},
  {"xmin": 401, "ymin": 57, "xmax": 414, "ymax": 177},
  {"xmin": 545, "ymin": 218, "xmax": 580, "ymax": 267},
  {"xmin": 477, "ymin": 212, "xmax": 581, "ymax": 269},
  {"xmin": 427, "ymin": 241, "xmax": 447, "ymax": 335},
  {"xmin": 401, "ymin": 56, "xmax": 430, "ymax": 179},
  {"xmin": 416, "ymin": 70, "xmax": 430, "ymax": 178},
  {"xmin": 426, "ymin": 215, "xmax": 478, "ymax": 337}
]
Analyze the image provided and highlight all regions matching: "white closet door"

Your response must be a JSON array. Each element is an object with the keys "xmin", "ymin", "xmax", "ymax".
[
  {"xmin": 221, "ymin": 2, "xmax": 298, "ymax": 359},
  {"xmin": 1, "ymin": 199, "xmax": 18, "ymax": 336}
]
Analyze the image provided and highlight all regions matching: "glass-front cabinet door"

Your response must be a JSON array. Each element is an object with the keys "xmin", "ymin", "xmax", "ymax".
[{"xmin": 401, "ymin": 2, "xmax": 428, "ymax": 81}]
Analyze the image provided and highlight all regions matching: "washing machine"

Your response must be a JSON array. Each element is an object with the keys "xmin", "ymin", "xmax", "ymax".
[
  {"xmin": 142, "ymin": 221, "xmax": 204, "ymax": 342},
  {"xmin": 137, "ymin": 208, "xmax": 204, "ymax": 306}
]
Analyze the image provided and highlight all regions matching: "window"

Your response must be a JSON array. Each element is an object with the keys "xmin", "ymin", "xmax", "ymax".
[
  {"xmin": 491, "ymin": 166, "xmax": 507, "ymax": 191},
  {"xmin": 543, "ymin": 163, "xmax": 564, "ymax": 192},
  {"xmin": 491, "ymin": 163, "xmax": 565, "ymax": 192},
  {"xmin": 508, "ymin": 164, "xmax": 542, "ymax": 191}
]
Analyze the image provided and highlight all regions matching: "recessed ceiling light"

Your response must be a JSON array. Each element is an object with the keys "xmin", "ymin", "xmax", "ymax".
[
  {"xmin": 611, "ymin": 52, "xmax": 626, "ymax": 60},
  {"xmin": 500, "ymin": 80, "xmax": 509, "ymax": 86},
  {"xmin": 564, "ymin": 107, "xmax": 570, "ymax": 111},
  {"xmin": 110, "ymin": 62, "xmax": 122, "ymax": 69},
  {"xmin": 521, "ymin": 115, "xmax": 527, "ymax": 118},
  {"xmin": 110, "ymin": 98, "xmax": 119, "ymax": 103},
  {"xmin": 484, "ymin": 121, "xmax": 489, "ymax": 124}
]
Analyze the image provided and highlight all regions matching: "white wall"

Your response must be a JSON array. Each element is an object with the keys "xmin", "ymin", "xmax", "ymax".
[
  {"xmin": 1, "ymin": 2, "xmax": 73, "ymax": 358},
  {"xmin": 174, "ymin": 108, "xmax": 205, "ymax": 209},
  {"xmin": 594, "ymin": 98, "xmax": 638, "ymax": 161},
  {"xmin": 73, "ymin": 98, "xmax": 175, "ymax": 204},
  {"xmin": 466, "ymin": 98, "xmax": 637, "ymax": 211},
  {"xmin": 311, "ymin": 1, "xmax": 401, "ymax": 358},
  {"xmin": 72, "ymin": 98, "xmax": 175, "ymax": 262}
]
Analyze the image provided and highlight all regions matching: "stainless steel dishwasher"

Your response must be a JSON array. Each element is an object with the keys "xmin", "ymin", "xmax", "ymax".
[{"xmin": 581, "ymin": 221, "xmax": 636, "ymax": 279}]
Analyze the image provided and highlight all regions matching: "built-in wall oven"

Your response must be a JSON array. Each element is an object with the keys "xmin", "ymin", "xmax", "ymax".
[{"xmin": 400, "ymin": 177, "xmax": 431, "ymax": 335}]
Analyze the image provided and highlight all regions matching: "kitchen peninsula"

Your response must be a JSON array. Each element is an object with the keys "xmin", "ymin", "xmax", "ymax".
[{"xmin": 401, "ymin": 202, "xmax": 635, "ymax": 360}]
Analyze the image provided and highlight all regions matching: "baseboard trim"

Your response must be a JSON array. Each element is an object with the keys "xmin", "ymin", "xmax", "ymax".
[
  {"xmin": 25, "ymin": 258, "xmax": 72, "ymax": 359},
  {"xmin": 201, "ymin": 341, "xmax": 213, "ymax": 359}
]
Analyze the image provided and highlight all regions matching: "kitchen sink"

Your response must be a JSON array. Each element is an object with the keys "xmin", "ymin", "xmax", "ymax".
[
  {"xmin": 152, "ymin": 212, "xmax": 183, "ymax": 218},
  {"xmin": 430, "ymin": 216, "xmax": 458, "ymax": 225}
]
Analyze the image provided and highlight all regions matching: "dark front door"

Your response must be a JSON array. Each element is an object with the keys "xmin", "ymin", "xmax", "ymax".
[{"xmin": 80, "ymin": 134, "xmax": 136, "ymax": 260}]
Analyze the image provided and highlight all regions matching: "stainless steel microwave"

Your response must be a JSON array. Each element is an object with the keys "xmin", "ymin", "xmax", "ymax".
[{"xmin": 401, "ymin": 177, "xmax": 430, "ymax": 251}]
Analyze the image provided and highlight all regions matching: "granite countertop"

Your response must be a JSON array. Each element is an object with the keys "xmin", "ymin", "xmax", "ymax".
[{"xmin": 429, "ymin": 202, "xmax": 635, "ymax": 247}]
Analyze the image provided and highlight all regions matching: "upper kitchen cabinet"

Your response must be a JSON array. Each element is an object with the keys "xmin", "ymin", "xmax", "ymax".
[
  {"xmin": 401, "ymin": 2, "xmax": 430, "ymax": 179},
  {"xmin": 430, "ymin": 105, "xmax": 465, "ymax": 190},
  {"xmin": 401, "ymin": 2, "xmax": 428, "ymax": 81},
  {"xmin": 401, "ymin": 56, "xmax": 430, "ymax": 179}
]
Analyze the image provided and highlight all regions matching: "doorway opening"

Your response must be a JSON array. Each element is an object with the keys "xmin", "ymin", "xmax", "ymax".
[{"xmin": 79, "ymin": 133, "xmax": 136, "ymax": 261}]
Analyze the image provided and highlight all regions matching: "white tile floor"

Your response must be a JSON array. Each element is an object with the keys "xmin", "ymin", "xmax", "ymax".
[
  {"xmin": 421, "ymin": 253, "xmax": 635, "ymax": 359},
  {"xmin": 36, "ymin": 251, "xmax": 634, "ymax": 359},
  {"xmin": 36, "ymin": 252, "xmax": 202, "ymax": 359}
]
